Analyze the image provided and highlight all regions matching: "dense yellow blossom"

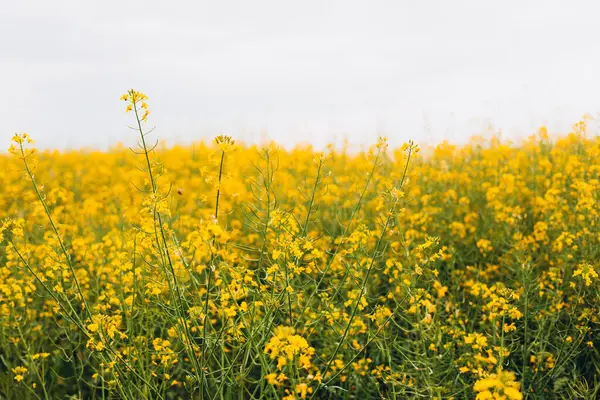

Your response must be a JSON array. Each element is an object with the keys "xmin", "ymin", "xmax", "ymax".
[
  {"xmin": 474, "ymin": 369, "xmax": 522, "ymax": 400},
  {"xmin": 1, "ymin": 94, "xmax": 599, "ymax": 398}
]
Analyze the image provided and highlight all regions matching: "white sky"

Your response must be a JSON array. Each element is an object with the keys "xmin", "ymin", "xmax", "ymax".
[{"xmin": 1, "ymin": 0, "xmax": 599, "ymax": 150}]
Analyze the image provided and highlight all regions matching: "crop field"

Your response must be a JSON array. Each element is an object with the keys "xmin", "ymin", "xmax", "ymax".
[{"xmin": 2, "ymin": 91, "xmax": 600, "ymax": 399}]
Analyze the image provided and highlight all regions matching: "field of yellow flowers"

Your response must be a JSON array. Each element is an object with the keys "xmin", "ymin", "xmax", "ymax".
[{"xmin": 1, "ymin": 91, "xmax": 600, "ymax": 399}]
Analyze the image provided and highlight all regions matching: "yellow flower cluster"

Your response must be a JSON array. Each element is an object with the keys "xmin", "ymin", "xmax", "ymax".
[
  {"xmin": 264, "ymin": 326, "xmax": 314, "ymax": 370},
  {"xmin": 474, "ymin": 369, "xmax": 522, "ymax": 400},
  {"xmin": 120, "ymin": 89, "xmax": 150, "ymax": 121}
]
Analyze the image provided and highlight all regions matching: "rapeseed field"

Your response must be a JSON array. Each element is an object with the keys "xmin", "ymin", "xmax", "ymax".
[{"xmin": 1, "ymin": 90, "xmax": 599, "ymax": 399}]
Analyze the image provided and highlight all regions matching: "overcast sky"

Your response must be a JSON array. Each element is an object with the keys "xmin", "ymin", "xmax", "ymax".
[{"xmin": 1, "ymin": 0, "xmax": 599, "ymax": 150}]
